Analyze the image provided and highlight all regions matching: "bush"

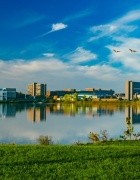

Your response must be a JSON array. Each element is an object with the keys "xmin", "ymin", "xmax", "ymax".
[
  {"xmin": 88, "ymin": 132, "xmax": 100, "ymax": 143},
  {"xmin": 36, "ymin": 135, "xmax": 53, "ymax": 145}
]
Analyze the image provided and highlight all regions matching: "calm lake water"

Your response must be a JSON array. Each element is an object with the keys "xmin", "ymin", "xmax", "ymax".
[{"xmin": 0, "ymin": 103, "xmax": 140, "ymax": 144}]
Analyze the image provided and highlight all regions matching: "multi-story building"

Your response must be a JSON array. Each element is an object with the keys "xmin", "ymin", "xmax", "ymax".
[
  {"xmin": 46, "ymin": 89, "xmax": 76, "ymax": 97},
  {"xmin": 77, "ymin": 88, "xmax": 114, "ymax": 100},
  {"xmin": 125, "ymin": 81, "xmax": 140, "ymax": 100},
  {"xmin": 0, "ymin": 88, "xmax": 16, "ymax": 100},
  {"xmin": 47, "ymin": 87, "xmax": 114, "ymax": 99},
  {"xmin": 27, "ymin": 82, "xmax": 46, "ymax": 97}
]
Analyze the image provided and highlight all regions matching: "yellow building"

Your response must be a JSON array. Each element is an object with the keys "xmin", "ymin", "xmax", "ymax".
[{"xmin": 27, "ymin": 82, "xmax": 46, "ymax": 96}]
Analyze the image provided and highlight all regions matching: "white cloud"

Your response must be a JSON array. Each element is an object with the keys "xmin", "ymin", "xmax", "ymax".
[
  {"xmin": 107, "ymin": 37, "xmax": 140, "ymax": 71},
  {"xmin": 89, "ymin": 10, "xmax": 140, "ymax": 41},
  {"xmin": 67, "ymin": 47, "xmax": 97, "ymax": 64},
  {"xmin": 41, "ymin": 23, "xmax": 68, "ymax": 36},
  {"xmin": 0, "ymin": 56, "xmax": 133, "ymax": 93},
  {"xmin": 77, "ymin": 64, "xmax": 121, "ymax": 81},
  {"xmin": 43, "ymin": 53, "xmax": 54, "ymax": 57},
  {"xmin": 115, "ymin": 10, "xmax": 140, "ymax": 24},
  {"xmin": 51, "ymin": 23, "xmax": 67, "ymax": 32}
]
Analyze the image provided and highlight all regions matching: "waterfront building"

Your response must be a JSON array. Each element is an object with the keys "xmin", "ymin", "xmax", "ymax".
[
  {"xmin": 27, "ymin": 82, "xmax": 46, "ymax": 97},
  {"xmin": 0, "ymin": 88, "xmax": 16, "ymax": 100},
  {"xmin": 47, "ymin": 87, "xmax": 115, "ymax": 100},
  {"xmin": 63, "ymin": 88, "xmax": 76, "ymax": 92},
  {"xmin": 125, "ymin": 81, "xmax": 140, "ymax": 100},
  {"xmin": 46, "ymin": 89, "xmax": 76, "ymax": 97},
  {"xmin": 76, "ymin": 88, "xmax": 114, "ymax": 100}
]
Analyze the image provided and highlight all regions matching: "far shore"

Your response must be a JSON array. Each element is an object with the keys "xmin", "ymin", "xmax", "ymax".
[{"xmin": 0, "ymin": 98, "xmax": 140, "ymax": 106}]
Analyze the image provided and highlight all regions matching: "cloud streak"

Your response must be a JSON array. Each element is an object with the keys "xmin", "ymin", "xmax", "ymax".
[
  {"xmin": 14, "ymin": 14, "xmax": 46, "ymax": 28},
  {"xmin": 43, "ymin": 53, "xmax": 54, "ymax": 57},
  {"xmin": 63, "ymin": 8, "xmax": 94, "ymax": 22}
]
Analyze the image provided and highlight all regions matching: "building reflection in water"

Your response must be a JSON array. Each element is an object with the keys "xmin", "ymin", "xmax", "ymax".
[
  {"xmin": 0, "ymin": 104, "xmax": 16, "ymax": 118},
  {"xmin": 0, "ymin": 103, "xmax": 121, "ymax": 121},
  {"xmin": 27, "ymin": 105, "xmax": 46, "ymax": 123},
  {"xmin": 45, "ymin": 104, "xmax": 116, "ymax": 118},
  {"xmin": 125, "ymin": 106, "xmax": 140, "ymax": 124}
]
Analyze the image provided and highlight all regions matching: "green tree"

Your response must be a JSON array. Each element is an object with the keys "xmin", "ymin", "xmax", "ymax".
[
  {"xmin": 120, "ymin": 117, "xmax": 134, "ymax": 140},
  {"xmin": 124, "ymin": 117, "xmax": 133, "ymax": 140},
  {"xmin": 63, "ymin": 94, "xmax": 71, "ymax": 102},
  {"xmin": 82, "ymin": 95, "xmax": 86, "ymax": 102},
  {"xmin": 72, "ymin": 93, "xmax": 78, "ymax": 102}
]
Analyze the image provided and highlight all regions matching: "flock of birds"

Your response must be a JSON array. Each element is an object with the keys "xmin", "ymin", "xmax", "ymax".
[{"xmin": 113, "ymin": 49, "xmax": 137, "ymax": 53}]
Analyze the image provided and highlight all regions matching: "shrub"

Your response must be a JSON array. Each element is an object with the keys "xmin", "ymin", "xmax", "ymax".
[
  {"xmin": 88, "ymin": 132, "xmax": 100, "ymax": 143},
  {"xmin": 36, "ymin": 135, "xmax": 53, "ymax": 145}
]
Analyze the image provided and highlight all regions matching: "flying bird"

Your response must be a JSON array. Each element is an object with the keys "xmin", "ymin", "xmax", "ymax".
[
  {"xmin": 113, "ymin": 49, "xmax": 121, "ymax": 53},
  {"xmin": 129, "ymin": 49, "xmax": 137, "ymax": 52}
]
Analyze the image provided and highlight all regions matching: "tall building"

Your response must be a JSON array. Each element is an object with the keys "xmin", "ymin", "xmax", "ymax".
[
  {"xmin": 125, "ymin": 81, "xmax": 140, "ymax": 100},
  {"xmin": 27, "ymin": 82, "xmax": 46, "ymax": 96}
]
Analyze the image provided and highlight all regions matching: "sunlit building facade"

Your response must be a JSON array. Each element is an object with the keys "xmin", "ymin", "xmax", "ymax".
[
  {"xmin": 27, "ymin": 82, "xmax": 46, "ymax": 97},
  {"xmin": 125, "ymin": 81, "xmax": 140, "ymax": 100}
]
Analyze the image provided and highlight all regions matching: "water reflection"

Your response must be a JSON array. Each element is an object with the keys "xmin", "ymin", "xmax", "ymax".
[
  {"xmin": 125, "ymin": 106, "xmax": 140, "ymax": 124},
  {"xmin": 44, "ymin": 103, "xmax": 123, "ymax": 117},
  {"xmin": 0, "ymin": 103, "xmax": 124, "ymax": 119},
  {"xmin": 27, "ymin": 105, "xmax": 46, "ymax": 123},
  {"xmin": 0, "ymin": 103, "xmax": 140, "ymax": 144},
  {"xmin": 0, "ymin": 104, "xmax": 16, "ymax": 118}
]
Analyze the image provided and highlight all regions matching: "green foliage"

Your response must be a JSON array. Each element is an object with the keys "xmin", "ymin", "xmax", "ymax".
[
  {"xmin": 36, "ymin": 135, "xmax": 53, "ymax": 145},
  {"xmin": 72, "ymin": 92, "xmax": 78, "ymax": 102},
  {"xmin": 120, "ymin": 117, "xmax": 140, "ymax": 140},
  {"xmin": 124, "ymin": 117, "xmax": 133, "ymax": 139},
  {"xmin": 81, "ymin": 95, "xmax": 87, "ymax": 102},
  {"xmin": 74, "ymin": 140, "xmax": 84, "ymax": 145},
  {"xmin": 1, "ymin": 143, "xmax": 140, "ymax": 179},
  {"xmin": 63, "ymin": 94, "xmax": 71, "ymax": 102},
  {"xmin": 16, "ymin": 92, "xmax": 25, "ymax": 99}
]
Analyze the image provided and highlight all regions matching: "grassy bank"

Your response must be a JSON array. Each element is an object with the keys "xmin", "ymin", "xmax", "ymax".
[{"xmin": 0, "ymin": 141, "xmax": 140, "ymax": 179}]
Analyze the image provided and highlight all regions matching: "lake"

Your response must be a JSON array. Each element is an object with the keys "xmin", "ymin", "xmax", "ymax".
[{"xmin": 0, "ymin": 103, "xmax": 140, "ymax": 144}]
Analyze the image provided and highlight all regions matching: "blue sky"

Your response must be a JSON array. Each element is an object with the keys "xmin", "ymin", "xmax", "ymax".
[{"xmin": 1, "ymin": 0, "xmax": 140, "ymax": 93}]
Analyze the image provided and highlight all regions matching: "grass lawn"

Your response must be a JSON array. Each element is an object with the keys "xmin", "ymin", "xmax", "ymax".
[{"xmin": 0, "ymin": 141, "xmax": 140, "ymax": 180}]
